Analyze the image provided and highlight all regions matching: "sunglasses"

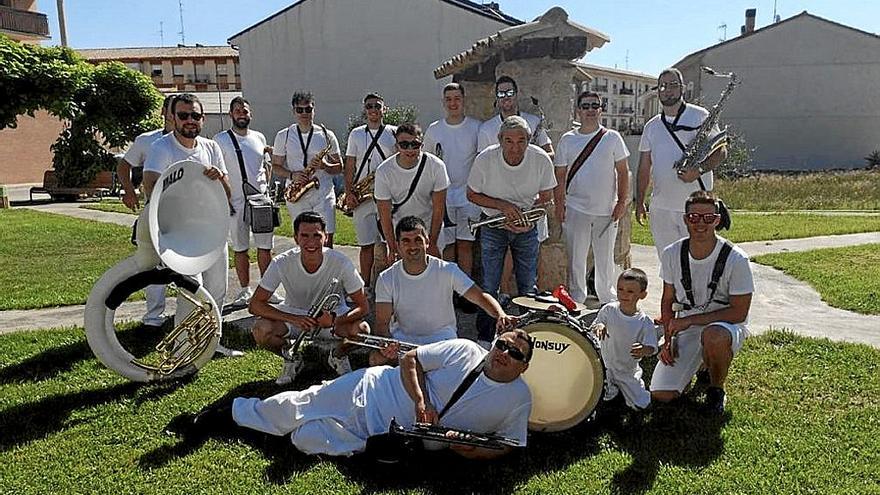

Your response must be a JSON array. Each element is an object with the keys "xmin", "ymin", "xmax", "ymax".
[
  {"xmin": 493, "ymin": 339, "xmax": 527, "ymax": 362},
  {"xmin": 495, "ymin": 89, "xmax": 517, "ymax": 99},
  {"xmin": 294, "ymin": 106, "xmax": 314, "ymax": 114},
  {"xmin": 397, "ymin": 140, "xmax": 422, "ymax": 150},
  {"xmin": 657, "ymin": 82, "xmax": 683, "ymax": 92},
  {"xmin": 364, "ymin": 103, "xmax": 384, "ymax": 110},
  {"xmin": 685, "ymin": 212, "xmax": 720, "ymax": 224},
  {"xmin": 578, "ymin": 102, "xmax": 602, "ymax": 110},
  {"xmin": 176, "ymin": 111, "xmax": 203, "ymax": 121}
]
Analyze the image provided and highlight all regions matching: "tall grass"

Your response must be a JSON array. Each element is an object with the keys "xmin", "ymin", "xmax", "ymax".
[{"xmin": 715, "ymin": 170, "xmax": 880, "ymax": 211}]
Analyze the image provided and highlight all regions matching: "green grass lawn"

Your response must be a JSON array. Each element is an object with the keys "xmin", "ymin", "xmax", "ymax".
[
  {"xmin": 631, "ymin": 211, "xmax": 880, "ymax": 246},
  {"xmin": 0, "ymin": 328, "xmax": 877, "ymax": 494},
  {"xmin": 80, "ymin": 199, "xmax": 358, "ymax": 245},
  {"xmin": 715, "ymin": 169, "xmax": 880, "ymax": 210},
  {"xmin": 0, "ymin": 209, "xmax": 135, "ymax": 311},
  {"xmin": 754, "ymin": 244, "xmax": 880, "ymax": 315}
]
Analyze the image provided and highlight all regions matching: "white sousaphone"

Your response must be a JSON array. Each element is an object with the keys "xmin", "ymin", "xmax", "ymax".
[{"xmin": 84, "ymin": 160, "xmax": 229, "ymax": 382}]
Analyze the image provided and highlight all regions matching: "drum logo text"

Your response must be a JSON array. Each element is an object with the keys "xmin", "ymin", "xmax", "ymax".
[
  {"xmin": 533, "ymin": 339, "xmax": 571, "ymax": 354},
  {"xmin": 162, "ymin": 168, "xmax": 185, "ymax": 192}
]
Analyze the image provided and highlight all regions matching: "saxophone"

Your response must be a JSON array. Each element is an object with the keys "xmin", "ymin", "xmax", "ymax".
[
  {"xmin": 284, "ymin": 124, "xmax": 334, "ymax": 203},
  {"xmin": 530, "ymin": 96, "xmax": 549, "ymax": 145},
  {"xmin": 336, "ymin": 172, "xmax": 375, "ymax": 217},
  {"xmin": 674, "ymin": 67, "xmax": 739, "ymax": 176}
]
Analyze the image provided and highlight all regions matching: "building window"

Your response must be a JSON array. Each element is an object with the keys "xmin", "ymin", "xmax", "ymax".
[
  {"xmin": 234, "ymin": 63, "xmax": 240, "ymax": 76},
  {"xmin": 125, "ymin": 62, "xmax": 141, "ymax": 72},
  {"xmin": 151, "ymin": 64, "xmax": 162, "ymax": 77},
  {"xmin": 602, "ymin": 97, "xmax": 608, "ymax": 108},
  {"xmin": 172, "ymin": 64, "xmax": 184, "ymax": 76},
  {"xmin": 216, "ymin": 62, "xmax": 228, "ymax": 76},
  {"xmin": 602, "ymin": 118, "xmax": 608, "ymax": 126}
]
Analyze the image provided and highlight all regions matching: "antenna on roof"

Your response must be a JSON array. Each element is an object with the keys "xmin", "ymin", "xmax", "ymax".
[
  {"xmin": 773, "ymin": 0, "xmax": 779, "ymax": 23},
  {"xmin": 718, "ymin": 23, "xmax": 727, "ymax": 41},
  {"xmin": 178, "ymin": 0, "xmax": 186, "ymax": 45},
  {"xmin": 159, "ymin": 21, "xmax": 164, "ymax": 47}
]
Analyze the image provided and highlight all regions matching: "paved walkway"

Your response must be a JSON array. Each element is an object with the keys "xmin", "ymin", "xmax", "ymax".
[{"xmin": 3, "ymin": 201, "xmax": 879, "ymax": 349}]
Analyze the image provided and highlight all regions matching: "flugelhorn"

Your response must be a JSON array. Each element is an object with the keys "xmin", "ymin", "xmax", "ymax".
[
  {"xmin": 84, "ymin": 160, "xmax": 227, "ymax": 382},
  {"xmin": 281, "ymin": 278, "xmax": 342, "ymax": 358},
  {"xmin": 342, "ymin": 333, "xmax": 418, "ymax": 355},
  {"xmin": 285, "ymin": 124, "xmax": 334, "ymax": 203},
  {"xmin": 468, "ymin": 201, "xmax": 553, "ymax": 235}
]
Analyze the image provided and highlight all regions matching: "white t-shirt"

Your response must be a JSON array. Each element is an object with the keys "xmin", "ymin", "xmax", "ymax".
[
  {"xmin": 364, "ymin": 339, "xmax": 531, "ymax": 447},
  {"xmin": 555, "ymin": 127, "xmax": 629, "ymax": 216},
  {"xmin": 123, "ymin": 129, "xmax": 166, "ymax": 167},
  {"xmin": 373, "ymin": 152, "xmax": 449, "ymax": 230},
  {"xmin": 213, "ymin": 129, "xmax": 269, "ymax": 204},
  {"xmin": 375, "ymin": 256, "xmax": 475, "ymax": 344},
  {"xmin": 467, "ymin": 144, "xmax": 557, "ymax": 216},
  {"xmin": 659, "ymin": 237, "xmax": 754, "ymax": 321},
  {"xmin": 344, "ymin": 123, "xmax": 397, "ymax": 183},
  {"xmin": 273, "ymin": 124, "xmax": 341, "ymax": 199},
  {"xmin": 259, "ymin": 247, "xmax": 364, "ymax": 314},
  {"xmin": 144, "ymin": 133, "xmax": 227, "ymax": 175},
  {"xmin": 423, "ymin": 117, "xmax": 481, "ymax": 207},
  {"xmin": 638, "ymin": 103, "xmax": 718, "ymax": 211},
  {"xmin": 594, "ymin": 302, "xmax": 658, "ymax": 374},
  {"xmin": 477, "ymin": 111, "xmax": 551, "ymax": 152}
]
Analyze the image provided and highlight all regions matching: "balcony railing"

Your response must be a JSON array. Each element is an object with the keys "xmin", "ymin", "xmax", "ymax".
[
  {"xmin": 593, "ymin": 85, "xmax": 608, "ymax": 93},
  {"xmin": 0, "ymin": 5, "xmax": 49, "ymax": 38},
  {"xmin": 619, "ymin": 88, "xmax": 634, "ymax": 95}
]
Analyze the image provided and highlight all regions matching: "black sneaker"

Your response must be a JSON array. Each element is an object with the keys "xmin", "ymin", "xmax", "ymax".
[
  {"xmin": 192, "ymin": 402, "xmax": 237, "ymax": 436},
  {"xmin": 704, "ymin": 386, "xmax": 726, "ymax": 415}
]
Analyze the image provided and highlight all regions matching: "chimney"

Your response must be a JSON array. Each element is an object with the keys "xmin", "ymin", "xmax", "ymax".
[
  {"xmin": 742, "ymin": 9, "xmax": 756, "ymax": 35},
  {"xmin": 483, "ymin": 2, "xmax": 500, "ymax": 11}
]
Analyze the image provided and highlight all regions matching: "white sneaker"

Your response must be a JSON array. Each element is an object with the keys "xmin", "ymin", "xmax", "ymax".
[
  {"xmin": 230, "ymin": 287, "xmax": 253, "ymax": 308},
  {"xmin": 267, "ymin": 292, "xmax": 283, "ymax": 304},
  {"xmin": 215, "ymin": 343, "xmax": 245, "ymax": 358},
  {"xmin": 276, "ymin": 355, "xmax": 304, "ymax": 385},
  {"xmin": 327, "ymin": 352, "xmax": 353, "ymax": 376}
]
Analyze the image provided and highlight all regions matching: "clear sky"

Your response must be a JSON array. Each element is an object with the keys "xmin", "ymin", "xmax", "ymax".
[{"xmin": 38, "ymin": 0, "xmax": 880, "ymax": 76}]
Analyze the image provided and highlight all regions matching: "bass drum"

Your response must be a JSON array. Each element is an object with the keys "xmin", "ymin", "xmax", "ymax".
[{"xmin": 519, "ymin": 314, "xmax": 606, "ymax": 432}]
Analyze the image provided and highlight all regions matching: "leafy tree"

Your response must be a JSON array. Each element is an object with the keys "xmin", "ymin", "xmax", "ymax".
[{"xmin": 0, "ymin": 35, "xmax": 162, "ymax": 187}]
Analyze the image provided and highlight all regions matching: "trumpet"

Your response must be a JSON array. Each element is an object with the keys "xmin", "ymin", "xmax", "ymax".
[
  {"xmin": 284, "ymin": 124, "xmax": 334, "ymax": 203},
  {"xmin": 281, "ymin": 278, "xmax": 342, "ymax": 359},
  {"xmin": 342, "ymin": 333, "xmax": 418, "ymax": 355},
  {"xmin": 468, "ymin": 201, "xmax": 553, "ymax": 235}
]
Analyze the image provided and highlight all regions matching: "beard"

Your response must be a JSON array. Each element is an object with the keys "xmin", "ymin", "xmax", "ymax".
[
  {"xmin": 233, "ymin": 116, "xmax": 250, "ymax": 129},
  {"xmin": 660, "ymin": 94, "xmax": 682, "ymax": 107},
  {"xmin": 177, "ymin": 125, "xmax": 200, "ymax": 139}
]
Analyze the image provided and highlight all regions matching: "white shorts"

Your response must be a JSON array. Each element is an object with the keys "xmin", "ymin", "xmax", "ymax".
[
  {"xmin": 286, "ymin": 194, "xmax": 336, "ymax": 234},
  {"xmin": 352, "ymin": 200, "xmax": 381, "ymax": 246},
  {"xmin": 649, "ymin": 321, "xmax": 749, "ymax": 393},
  {"xmin": 439, "ymin": 203, "xmax": 481, "ymax": 247},
  {"xmin": 648, "ymin": 207, "xmax": 688, "ymax": 259},
  {"xmin": 230, "ymin": 202, "xmax": 274, "ymax": 252},
  {"xmin": 281, "ymin": 302, "xmax": 351, "ymax": 339}
]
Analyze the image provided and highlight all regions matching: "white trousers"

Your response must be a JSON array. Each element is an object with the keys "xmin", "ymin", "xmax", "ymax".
[
  {"xmin": 564, "ymin": 209, "xmax": 619, "ymax": 304},
  {"xmin": 174, "ymin": 249, "xmax": 228, "ymax": 325},
  {"xmin": 649, "ymin": 207, "xmax": 688, "ymax": 261}
]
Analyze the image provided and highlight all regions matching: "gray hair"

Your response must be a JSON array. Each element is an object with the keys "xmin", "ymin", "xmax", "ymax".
[{"xmin": 498, "ymin": 115, "xmax": 531, "ymax": 139}]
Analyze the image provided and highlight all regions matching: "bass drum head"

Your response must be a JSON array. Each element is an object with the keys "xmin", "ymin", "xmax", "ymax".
[{"xmin": 521, "ymin": 320, "xmax": 605, "ymax": 432}]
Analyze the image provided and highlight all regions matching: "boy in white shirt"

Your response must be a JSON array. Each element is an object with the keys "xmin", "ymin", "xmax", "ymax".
[{"xmin": 591, "ymin": 268, "xmax": 658, "ymax": 410}]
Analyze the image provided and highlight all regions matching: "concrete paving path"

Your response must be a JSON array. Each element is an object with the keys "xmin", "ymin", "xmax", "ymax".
[{"xmin": 2, "ymin": 201, "xmax": 879, "ymax": 349}]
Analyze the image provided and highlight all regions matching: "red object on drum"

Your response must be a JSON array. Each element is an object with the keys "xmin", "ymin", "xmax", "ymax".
[{"xmin": 552, "ymin": 285, "xmax": 578, "ymax": 312}]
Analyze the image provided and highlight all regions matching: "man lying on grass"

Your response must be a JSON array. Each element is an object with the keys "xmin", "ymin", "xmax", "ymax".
[{"xmin": 193, "ymin": 331, "xmax": 533, "ymax": 460}]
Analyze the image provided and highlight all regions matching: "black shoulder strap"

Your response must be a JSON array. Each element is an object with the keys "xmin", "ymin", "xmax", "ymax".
[
  {"xmin": 355, "ymin": 125, "xmax": 387, "ymax": 183},
  {"xmin": 679, "ymin": 239, "xmax": 696, "ymax": 308},
  {"xmin": 679, "ymin": 239, "xmax": 734, "ymax": 310},
  {"xmin": 565, "ymin": 128, "xmax": 607, "ymax": 192},
  {"xmin": 708, "ymin": 241, "xmax": 733, "ymax": 301},
  {"xmin": 227, "ymin": 130, "xmax": 259, "ymax": 197},
  {"xmin": 296, "ymin": 126, "xmax": 315, "ymax": 169},
  {"xmin": 662, "ymin": 106, "xmax": 709, "ymax": 191},
  {"xmin": 391, "ymin": 153, "xmax": 428, "ymax": 215},
  {"xmin": 438, "ymin": 361, "xmax": 485, "ymax": 419}
]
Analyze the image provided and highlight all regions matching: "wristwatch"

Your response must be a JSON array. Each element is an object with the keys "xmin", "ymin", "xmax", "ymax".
[{"xmin": 697, "ymin": 166, "xmax": 706, "ymax": 174}]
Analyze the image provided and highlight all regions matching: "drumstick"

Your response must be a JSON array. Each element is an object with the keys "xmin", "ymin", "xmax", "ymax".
[{"xmin": 598, "ymin": 218, "xmax": 616, "ymax": 238}]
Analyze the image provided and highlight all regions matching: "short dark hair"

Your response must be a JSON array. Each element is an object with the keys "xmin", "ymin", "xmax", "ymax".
[
  {"xmin": 495, "ymin": 75, "xmax": 518, "ymax": 93},
  {"xmin": 171, "ymin": 93, "xmax": 203, "ymax": 114},
  {"xmin": 507, "ymin": 329, "xmax": 534, "ymax": 363},
  {"xmin": 293, "ymin": 211, "xmax": 326, "ymax": 235},
  {"xmin": 443, "ymin": 82, "xmax": 465, "ymax": 97},
  {"xmin": 577, "ymin": 91, "xmax": 602, "ymax": 107},
  {"xmin": 394, "ymin": 122, "xmax": 423, "ymax": 140},
  {"xmin": 619, "ymin": 268, "xmax": 648, "ymax": 292},
  {"xmin": 658, "ymin": 67, "xmax": 684, "ymax": 85},
  {"xmin": 229, "ymin": 96, "xmax": 249, "ymax": 112},
  {"xmin": 394, "ymin": 215, "xmax": 427, "ymax": 241},
  {"xmin": 161, "ymin": 94, "xmax": 175, "ymax": 112},
  {"xmin": 291, "ymin": 91, "xmax": 314, "ymax": 107},
  {"xmin": 685, "ymin": 190, "xmax": 720, "ymax": 213},
  {"xmin": 363, "ymin": 92, "xmax": 384, "ymax": 103}
]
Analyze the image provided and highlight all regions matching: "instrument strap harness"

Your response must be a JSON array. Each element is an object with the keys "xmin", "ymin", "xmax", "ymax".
[
  {"xmin": 678, "ymin": 238, "xmax": 733, "ymax": 312},
  {"xmin": 565, "ymin": 127, "xmax": 607, "ymax": 192}
]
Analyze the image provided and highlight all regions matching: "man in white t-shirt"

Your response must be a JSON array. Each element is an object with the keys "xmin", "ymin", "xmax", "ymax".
[
  {"xmin": 467, "ymin": 116, "xmax": 557, "ymax": 346},
  {"xmin": 272, "ymin": 92, "xmax": 342, "ymax": 247},
  {"xmin": 637, "ymin": 68, "xmax": 727, "ymax": 259},
  {"xmin": 118, "ymin": 94, "xmax": 174, "ymax": 328},
  {"xmin": 213, "ymin": 96, "xmax": 275, "ymax": 308},
  {"xmin": 371, "ymin": 216, "xmax": 517, "ymax": 365},
  {"xmin": 343, "ymin": 92, "xmax": 397, "ymax": 286},
  {"xmin": 477, "ymin": 75, "xmax": 553, "ymax": 158},
  {"xmin": 374, "ymin": 123, "xmax": 449, "ymax": 265},
  {"xmin": 249, "ymin": 211, "xmax": 370, "ymax": 385},
  {"xmin": 423, "ymin": 82, "xmax": 482, "ymax": 279},
  {"xmin": 196, "ymin": 332, "xmax": 533, "ymax": 460},
  {"xmin": 554, "ymin": 91, "xmax": 630, "ymax": 305},
  {"xmin": 141, "ymin": 93, "xmax": 240, "ymax": 357},
  {"xmin": 651, "ymin": 191, "xmax": 754, "ymax": 414}
]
